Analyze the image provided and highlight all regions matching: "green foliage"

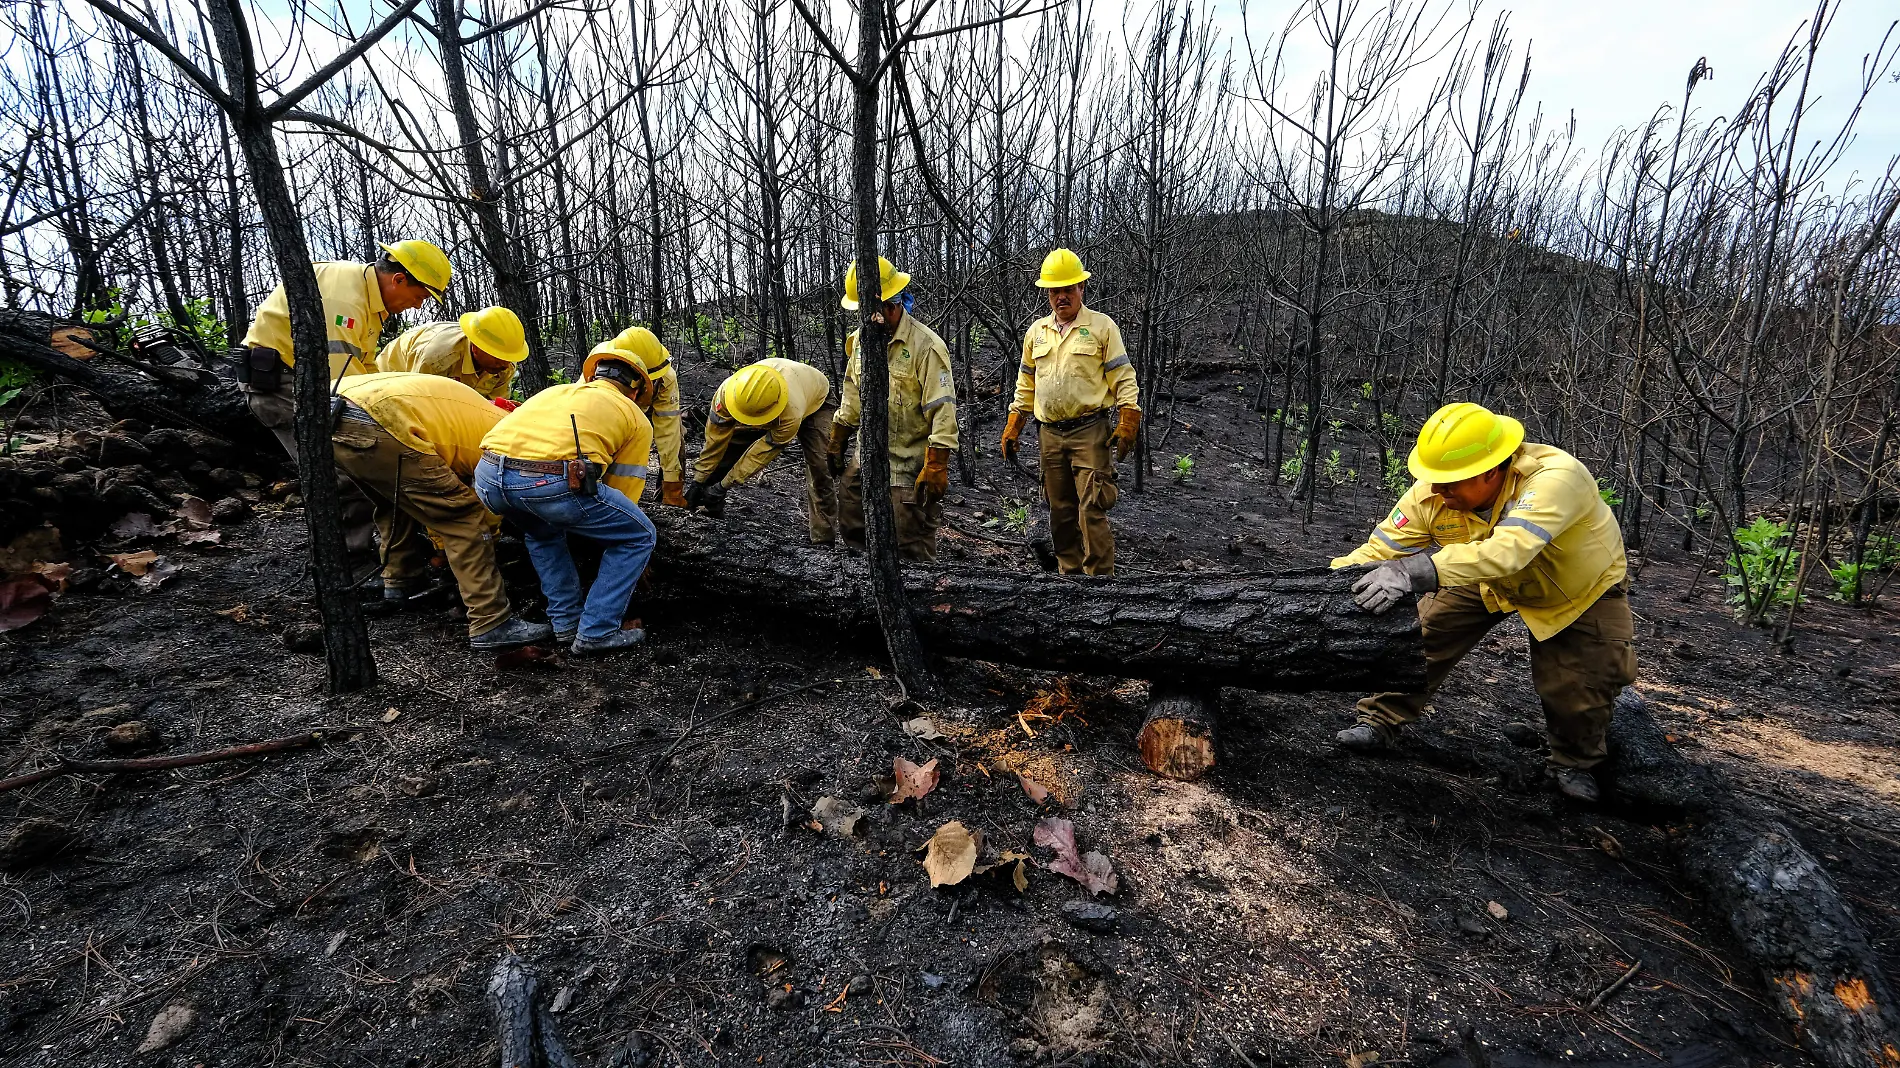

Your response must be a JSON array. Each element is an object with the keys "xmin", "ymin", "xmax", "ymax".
[
  {"xmin": 1358, "ymin": 381, "xmax": 1374, "ymax": 399},
  {"xmin": 1322, "ymin": 448, "xmax": 1351, "ymax": 487},
  {"xmin": 983, "ymin": 497, "xmax": 1029, "ymax": 536},
  {"xmin": 1831, "ymin": 535, "xmax": 1898, "ymax": 603},
  {"xmin": 79, "ymin": 289, "xmax": 229, "ymax": 352},
  {"xmin": 1380, "ymin": 411, "xmax": 1402, "ymax": 438},
  {"xmin": 163, "ymin": 297, "xmax": 229, "ymax": 351},
  {"xmin": 1724, "ymin": 517, "xmax": 1800, "ymax": 621},
  {"xmin": 1279, "ymin": 453, "xmax": 1303, "ymax": 483},
  {"xmin": 0, "ymin": 357, "xmax": 35, "ymax": 404},
  {"xmin": 1383, "ymin": 453, "xmax": 1410, "ymax": 497},
  {"xmin": 1173, "ymin": 454, "xmax": 1194, "ymax": 481},
  {"xmin": 1597, "ymin": 478, "xmax": 1623, "ymax": 507},
  {"xmin": 546, "ymin": 367, "xmax": 573, "ymax": 386}
]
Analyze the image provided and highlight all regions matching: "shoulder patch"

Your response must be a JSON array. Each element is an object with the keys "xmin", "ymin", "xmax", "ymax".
[{"xmin": 1391, "ymin": 509, "xmax": 1408, "ymax": 529}]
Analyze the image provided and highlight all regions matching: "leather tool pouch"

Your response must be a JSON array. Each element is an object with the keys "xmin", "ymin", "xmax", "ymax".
[
  {"xmin": 244, "ymin": 346, "xmax": 284, "ymax": 391},
  {"xmin": 566, "ymin": 459, "xmax": 600, "ymax": 497}
]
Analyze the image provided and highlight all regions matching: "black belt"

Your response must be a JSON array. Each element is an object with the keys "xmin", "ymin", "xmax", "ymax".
[
  {"xmin": 481, "ymin": 451, "xmax": 567, "ymax": 475},
  {"xmin": 1039, "ymin": 410, "xmax": 1109, "ymax": 432},
  {"xmin": 338, "ymin": 400, "xmax": 377, "ymax": 425}
]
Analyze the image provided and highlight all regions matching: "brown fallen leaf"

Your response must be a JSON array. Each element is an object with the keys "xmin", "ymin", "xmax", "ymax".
[
  {"xmin": 174, "ymin": 528, "xmax": 222, "ymax": 546},
  {"xmin": 922, "ymin": 821, "xmax": 981, "ymax": 887},
  {"xmin": 32, "ymin": 562, "xmax": 73, "ymax": 592},
  {"xmin": 136, "ymin": 1003, "xmax": 195, "ymax": 1054},
  {"xmin": 106, "ymin": 549, "xmax": 160, "ymax": 576},
  {"xmin": 974, "ymin": 850, "xmax": 1031, "ymax": 893},
  {"xmin": 175, "ymin": 496, "xmax": 215, "ymax": 529},
  {"xmin": 901, "ymin": 717, "xmax": 946, "ymax": 741},
  {"xmin": 214, "ymin": 604, "xmax": 250, "ymax": 622},
  {"xmin": 889, "ymin": 756, "xmax": 940, "ymax": 804},
  {"xmin": 811, "ymin": 797, "xmax": 866, "ymax": 836},
  {"xmin": 1033, "ymin": 816, "xmax": 1118, "ymax": 896},
  {"xmin": 0, "ymin": 574, "xmax": 57, "ymax": 633},
  {"xmin": 1017, "ymin": 772, "xmax": 1051, "ymax": 804}
]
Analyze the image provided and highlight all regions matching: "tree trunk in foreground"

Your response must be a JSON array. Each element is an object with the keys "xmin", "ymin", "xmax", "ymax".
[{"xmin": 645, "ymin": 511, "xmax": 1426, "ymax": 693}]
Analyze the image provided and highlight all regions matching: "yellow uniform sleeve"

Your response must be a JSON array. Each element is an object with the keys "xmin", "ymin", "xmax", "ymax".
[
  {"xmin": 1010, "ymin": 328, "xmax": 1037, "ymax": 414},
  {"xmin": 836, "ymin": 334, "xmax": 863, "ymax": 429},
  {"xmin": 919, "ymin": 337, "xmax": 960, "ymax": 448},
  {"xmin": 1430, "ymin": 469, "xmax": 1591, "ymax": 588},
  {"xmin": 725, "ymin": 426, "xmax": 790, "ymax": 485},
  {"xmin": 604, "ymin": 408, "xmax": 654, "ymax": 500},
  {"xmin": 692, "ymin": 414, "xmax": 736, "ymax": 484},
  {"xmin": 649, "ymin": 368, "xmax": 683, "ymax": 482},
  {"xmin": 1100, "ymin": 320, "xmax": 1139, "ymax": 411},
  {"xmin": 1330, "ymin": 482, "xmax": 1436, "ymax": 568}
]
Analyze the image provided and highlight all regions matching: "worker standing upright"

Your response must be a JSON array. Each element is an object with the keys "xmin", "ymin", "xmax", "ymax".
[
  {"xmin": 1333, "ymin": 401, "xmax": 1636, "ymax": 803},
  {"xmin": 476, "ymin": 348, "xmax": 657, "ymax": 657},
  {"xmin": 240, "ymin": 240, "xmax": 453, "ymax": 555},
  {"xmin": 374, "ymin": 305, "xmax": 527, "ymax": 401},
  {"xmin": 605, "ymin": 326, "xmax": 687, "ymax": 507},
  {"xmin": 1001, "ymin": 248, "xmax": 1140, "ymax": 575},
  {"xmin": 829, "ymin": 257, "xmax": 959, "ymax": 562},
  {"xmin": 330, "ymin": 372, "xmax": 549, "ymax": 649},
  {"xmin": 687, "ymin": 358, "xmax": 836, "ymax": 543}
]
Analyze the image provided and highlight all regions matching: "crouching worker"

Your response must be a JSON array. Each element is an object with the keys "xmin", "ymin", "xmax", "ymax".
[
  {"xmin": 1332, "ymin": 402, "xmax": 1635, "ymax": 803},
  {"xmin": 476, "ymin": 348, "xmax": 657, "ymax": 657},
  {"xmin": 330, "ymin": 372, "xmax": 551, "ymax": 649},
  {"xmin": 687, "ymin": 358, "xmax": 836, "ymax": 543}
]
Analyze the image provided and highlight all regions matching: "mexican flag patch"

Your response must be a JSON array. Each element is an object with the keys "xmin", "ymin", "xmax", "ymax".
[
  {"xmin": 335, "ymin": 314, "xmax": 356, "ymax": 330},
  {"xmin": 1392, "ymin": 510, "xmax": 1408, "ymax": 528}
]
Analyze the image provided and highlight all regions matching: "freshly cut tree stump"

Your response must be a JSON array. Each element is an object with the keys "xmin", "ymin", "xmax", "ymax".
[
  {"xmin": 646, "ymin": 512, "xmax": 1425, "ymax": 694},
  {"xmin": 1138, "ymin": 683, "xmax": 1219, "ymax": 780}
]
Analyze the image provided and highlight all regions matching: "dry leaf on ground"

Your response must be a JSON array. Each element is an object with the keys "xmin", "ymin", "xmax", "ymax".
[
  {"xmin": 136, "ymin": 1004, "xmax": 195, "ymax": 1054},
  {"xmin": 32, "ymin": 561, "xmax": 72, "ymax": 591},
  {"xmin": 889, "ymin": 757, "xmax": 940, "ymax": 803},
  {"xmin": 1033, "ymin": 816, "xmax": 1118, "ymax": 896},
  {"xmin": 214, "ymin": 604, "xmax": 250, "ymax": 622},
  {"xmin": 922, "ymin": 821, "xmax": 981, "ymax": 887},
  {"xmin": 810, "ymin": 797, "xmax": 866, "ymax": 836},
  {"xmin": 109, "ymin": 513, "xmax": 163, "ymax": 540},
  {"xmin": 1017, "ymin": 772, "xmax": 1050, "ymax": 804},
  {"xmin": 0, "ymin": 574, "xmax": 57, "ymax": 633},
  {"xmin": 901, "ymin": 717, "xmax": 946, "ymax": 740},
  {"xmin": 975, "ymin": 850, "xmax": 1030, "ymax": 893},
  {"xmin": 1486, "ymin": 900, "xmax": 1509, "ymax": 921},
  {"xmin": 106, "ymin": 549, "xmax": 160, "ymax": 576},
  {"xmin": 175, "ymin": 496, "xmax": 214, "ymax": 529},
  {"xmin": 174, "ymin": 528, "xmax": 222, "ymax": 545}
]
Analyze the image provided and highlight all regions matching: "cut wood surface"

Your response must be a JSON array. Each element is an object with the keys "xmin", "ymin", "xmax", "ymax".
[
  {"xmin": 646, "ymin": 511, "xmax": 1426, "ymax": 693},
  {"xmin": 1138, "ymin": 683, "xmax": 1219, "ymax": 780}
]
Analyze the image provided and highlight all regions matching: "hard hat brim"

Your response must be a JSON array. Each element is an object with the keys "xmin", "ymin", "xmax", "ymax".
[
  {"xmin": 582, "ymin": 348, "xmax": 647, "ymax": 386},
  {"xmin": 1035, "ymin": 269, "xmax": 1090, "ymax": 289},
  {"xmin": 459, "ymin": 311, "xmax": 528, "ymax": 362},
  {"xmin": 378, "ymin": 241, "xmax": 448, "ymax": 299},
  {"xmin": 729, "ymin": 396, "xmax": 788, "ymax": 426},
  {"xmin": 1408, "ymin": 415, "xmax": 1525, "ymax": 483}
]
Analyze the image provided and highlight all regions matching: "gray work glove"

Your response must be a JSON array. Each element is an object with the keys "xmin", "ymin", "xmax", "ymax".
[{"xmin": 1352, "ymin": 554, "xmax": 1438, "ymax": 615}]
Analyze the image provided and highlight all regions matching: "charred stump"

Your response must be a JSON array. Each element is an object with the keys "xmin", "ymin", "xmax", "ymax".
[
  {"xmin": 645, "ymin": 511, "xmax": 1426, "ymax": 694},
  {"xmin": 1138, "ymin": 683, "xmax": 1219, "ymax": 780}
]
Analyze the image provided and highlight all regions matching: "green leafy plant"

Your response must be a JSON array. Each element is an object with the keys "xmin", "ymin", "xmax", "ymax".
[
  {"xmin": 1322, "ymin": 448, "xmax": 1350, "ymax": 487},
  {"xmin": 1173, "ymin": 454, "xmax": 1194, "ymax": 481},
  {"xmin": 1724, "ymin": 517, "xmax": 1801, "ymax": 621},
  {"xmin": 1597, "ymin": 478, "xmax": 1623, "ymax": 507},
  {"xmin": 1279, "ymin": 453, "xmax": 1303, "ymax": 483},
  {"xmin": 546, "ymin": 367, "xmax": 573, "ymax": 386},
  {"xmin": 1383, "ymin": 454, "xmax": 1410, "ymax": 496},
  {"xmin": 1831, "ymin": 535, "xmax": 1898, "ymax": 603}
]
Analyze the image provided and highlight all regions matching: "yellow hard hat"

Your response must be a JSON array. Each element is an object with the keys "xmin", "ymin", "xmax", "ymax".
[
  {"xmin": 581, "ymin": 345, "xmax": 652, "ymax": 393},
  {"xmin": 1035, "ymin": 248, "xmax": 1090, "ymax": 289},
  {"xmin": 841, "ymin": 256, "xmax": 910, "ymax": 310},
  {"xmin": 377, "ymin": 240, "xmax": 453, "ymax": 298},
  {"xmin": 720, "ymin": 362, "xmax": 789, "ymax": 425},
  {"xmin": 609, "ymin": 326, "xmax": 671, "ymax": 372},
  {"xmin": 457, "ymin": 306, "xmax": 528, "ymax": 362},
  {"xmin": 1408, "ymin": 402, "xmax": 1525, "ymax": 483}
]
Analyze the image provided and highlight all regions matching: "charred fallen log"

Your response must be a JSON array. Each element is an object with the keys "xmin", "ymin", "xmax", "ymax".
[{"xmin": 645, "ymin": 511, "xmax": 1426, "ymax": 694}]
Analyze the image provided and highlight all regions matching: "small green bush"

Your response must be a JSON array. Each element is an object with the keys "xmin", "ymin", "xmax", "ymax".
[{"xmin": 1725, "ymin": 517, "xmax": 1800, "ymax": 621}]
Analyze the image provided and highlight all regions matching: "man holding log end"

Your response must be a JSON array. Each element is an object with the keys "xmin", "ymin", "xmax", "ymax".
[
  {"xmin": 687, "ymin": 358, "xmax": 837, "ymax": 544},
  {"xmin": 1332, "ymin": 401, "xmax": 1635, "ymax": 803},
  {"xmin": 829, "ymin": 256, "xmax": 959, "ymax": 562},
  {"xmin": 1000, "ymin": 248, "xmax": 1140, "ymax": 576},
  {"xmin": 374, "ymin": 304, "xmax": 527, "ymax": 401}
]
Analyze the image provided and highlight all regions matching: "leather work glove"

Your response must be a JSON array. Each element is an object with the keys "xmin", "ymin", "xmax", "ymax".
[
  {"xmin": 1001, "ymin": 410, "xmax": 1027, "ymax": 462},
  {"xmin": 1351, "ymin": 554, "xmax": 1438, "ymax": 615},
  {"xmin": 827, "ymin": 423, "xmax": 852, "ymax": 476},
  {"xmin": 661, "ymin": 480, "xmax": 688, "ymax": 508},
  {"xmin": 1111, "ymin": 407, "xmax": 1141, "ymax": 462},
  {"xmin": 702, "ymin": 480, "xmax": 729, "ymax": 518},
  {"xmin": 915, "ymin": 446, "xmax": 951, "ymax": 506},
  {"xmin": 684, "ymin": 481, "xmax": 708, "ymax": 511}
]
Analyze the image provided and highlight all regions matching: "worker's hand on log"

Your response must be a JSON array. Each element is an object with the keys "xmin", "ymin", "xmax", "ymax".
[
  {"xmin": 1351, "ymin": 555, "xmax": 1437, "ymax": 614},
  {"xmin": 661, "ymin": 480, "xmax": 688, "ymax": 508},
  {"xmin": 916, "ymin": 447, "xmax": 951, "ymax": 506},
  {"xmin": 684, "ymin": 481, "xmax": 708, "ymax": 511},
  {"xmin": 1111, "ymin": 408, "xmax": 1141, "ymax": 462},
  {"xmin": 1001, "ymin": 410, "xmax": 1027, "ymax": 462},
  {"xmin": 702, "ymin": 480, "xmax": 728, "ymax": 518}
]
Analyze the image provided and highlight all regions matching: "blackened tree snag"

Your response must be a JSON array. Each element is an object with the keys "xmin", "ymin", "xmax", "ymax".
[
  {"xmin": 646, "ymin": 511, "xmax": 1426, "ymax": 693},
  {"xmin": 1138, "ymin": 683, "xmax": 1219, "ymax": 780}
]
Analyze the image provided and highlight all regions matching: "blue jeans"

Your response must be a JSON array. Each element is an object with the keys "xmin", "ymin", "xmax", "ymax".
[{"xmin": 474, "ymin": 458, "xmax": 657, "ymax": 641}]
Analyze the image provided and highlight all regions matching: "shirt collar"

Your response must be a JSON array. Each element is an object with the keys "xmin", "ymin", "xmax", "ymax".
[{"xmin": 363, "ymin": 263, "xmax": 388, "ymax": 323}]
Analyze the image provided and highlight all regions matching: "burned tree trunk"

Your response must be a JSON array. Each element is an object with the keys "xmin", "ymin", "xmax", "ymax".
[
  {"xmin": 646, "ymin": 511, "xmax": 1425, "ymax": 693},
  {"xmin": 1138, "ymin": 683, "xmax": 1219, "ymax": 780}
]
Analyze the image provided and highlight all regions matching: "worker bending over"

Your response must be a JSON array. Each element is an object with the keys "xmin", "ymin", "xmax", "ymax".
[
  {"xmin": 476, "ymin": 348, "xmax": 657, "ymax": 657},
  {"xmin": 1334, "ymin": 401, "xmax": 1636, "ymax": 803},
  {"xmin": 829, "ymin": 257, "xmax": 959, "ymax": 562},
  {"xmin": 604, "ymin": 327, "xmax": 687, "ymax": 507},
  {"xmin": 1001, "ymin": 248, "xmax": 1140, "ymax": 575},
  {"xmin": 375, "ymin": 305, "xmax": 527, "ymax": 401},
  {"xmin": 330, "ymin": 372, "xmax": 549, "ymax": 649},
  {"xmin": 688, "ymin": 358, "xmax": 836, "ymax": 543},
  {"xmin": 240, "ymin": 239, "xmax": 452, "ymax": 554}
]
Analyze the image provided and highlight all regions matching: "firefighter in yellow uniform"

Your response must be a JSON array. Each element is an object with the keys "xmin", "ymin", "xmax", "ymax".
[
  {"xmin": 1000, "ymin": 248, "xmax": 1140, "ymax": 575},
  {"xmin": 827, "ymin": 257, "xmax": 958, "ymax": 562},
  {"xmin": 330, "ymin": 372, "xmax": 549, "ymax": 649},
  {"xmin": 605, "ymin": 326, "xmax": 688, "ymax": 507},
  {"xmin": 374, "ymin": 305, "xmax": 527, "ymax": 401},
  {"xmin": 1333, "ymin": 402, "xmax": 1635, "ymax": 803},
  {"xmin": 476, "ymin": 349, "xmax": 657, "ymax": 657},
  {"xmin": 688, "ymin": 358, "xmax": 836, "ymax": 543}
]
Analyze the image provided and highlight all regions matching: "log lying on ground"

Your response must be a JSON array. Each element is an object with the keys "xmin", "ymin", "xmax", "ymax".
[
  {"xmin": 1608, "ymin": 691, "xmax": 1900, "ymax": 1068},
  {"xmin": 645, "ymin": 511, "xmax": 1425, "ymax": 694},
  {"xmin": 1138, "ymin": 683, "xmax": 1220, "ymax": 780}
]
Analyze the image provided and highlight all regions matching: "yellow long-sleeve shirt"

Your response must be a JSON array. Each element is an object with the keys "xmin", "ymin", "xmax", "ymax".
[
  {"xmin": 837, "ymin": 313, "xmax": 960, "ymax": 487},
  {"xmin": 481, "ymin": 380, "xmax": 654, "ymax": 500},
  {"xmin": 646, "ymin": 364, "xmax": 683, "ymax": 483},
  {"xmin": 242, "ymin": 261, "xmax": 387, "ymax": 381},
  {"xmin": 375, "ymin": 321, "xmax": 516, "ymax": 401},
  {"xmin": 694, "ymin": 358, "xmax": 831, "ymax": 486},
  {"xmin": 1011, "ymin": 307, "xmax": 1139, "ymax": 423},
  {"xmin": 1331, "ymin": 443, "xmax": 1628, "ymax": 640},
  {"xmin": 336, "ymin": 372, "xmax": 505, "ymax": 479}
]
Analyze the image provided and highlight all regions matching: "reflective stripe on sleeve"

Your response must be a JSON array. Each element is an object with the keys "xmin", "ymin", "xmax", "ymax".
[
  {"xmin": 608, "ymin": 463, "xmax": 649, "ymax": 479},
  {"xmin": 1497, "ymin": 516, "xmax": 1554, "ymax": 541},
  {"xmin": 921, "ymin": 395, "xmax": 955, "ymax": 411},
  {"xmin": 1373, "ymin": 528, "xmax": 1423, "ymax": 554},
  {"xmin": 327, "ymin": 340, "xmax": 361, "ymax": 356},
  {"xmin": 1019, "ymin": 362, "xmax": 1036, "ymax": 376},
  {"xmin": 1102, "ymin": 355, "xmax": 1131, "ymax": 371},
  {"xmin": 652, "ymin": 409, "xmax": 681, "ymax": 418}
]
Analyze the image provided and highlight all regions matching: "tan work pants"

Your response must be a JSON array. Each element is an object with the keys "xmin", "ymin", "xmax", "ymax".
[
  {"xmin": 1038, "ymin": 414, "xmax": 1118, "ymax": 575},
  {"xmin": 245, "ymin": 386, "xmax": 378, "ymax": 553},
  {"xmin": 1356, "ymin": 584, "xmax": 1637, "ymax": 768},
  {"xmin": 837, "ymin": 460, "xmax": 941, "ymax": 562},
  {"xmin": 330, "ymin": 417, "xmax": 511, "ymax": 637},
  {"xmin": 695, "ymin": 406, "xmax": 837, "ymax": 544}
]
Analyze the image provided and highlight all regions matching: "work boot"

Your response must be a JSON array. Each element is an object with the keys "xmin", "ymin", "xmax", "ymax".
[
  {"xmin": 554, "ymin": 628, "xmax": 577, "ymax": 645},
  {"xmin": 1550, "ymin": 767, "xmax": 1601, "ymax": 804},
  {"xmin": 571, "ymin": 627, "xmax": 647, "ymax": 657},
  {"xmin": 1335, "ymin": 723, "xmax": 1395, "ymax": 752},
  {"xmin": 469, "ymin": 615, "xmax": 554, "ymax": 650}
]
